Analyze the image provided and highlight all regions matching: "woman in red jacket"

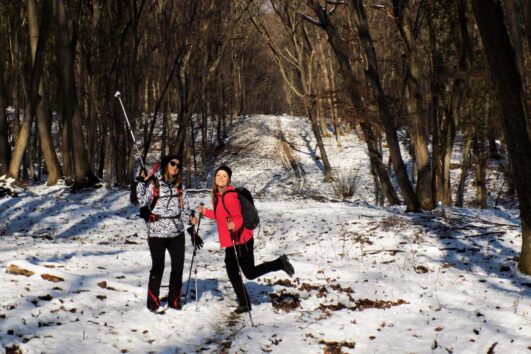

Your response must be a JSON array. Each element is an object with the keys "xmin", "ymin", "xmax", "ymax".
[{"xmin": 194, "ymin": 165, "xmax": 294, "ymax": 314}]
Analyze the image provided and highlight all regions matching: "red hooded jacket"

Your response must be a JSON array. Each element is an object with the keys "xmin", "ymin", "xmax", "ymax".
[{"xmin": 202, "ymin": 185, "xmax": 253, "ymax": 248}]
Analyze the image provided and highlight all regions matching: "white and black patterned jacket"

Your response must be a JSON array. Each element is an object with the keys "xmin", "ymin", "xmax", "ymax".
[{"xmin": 136, "ymin": 172, "xmax": 191, "ymax": 238}]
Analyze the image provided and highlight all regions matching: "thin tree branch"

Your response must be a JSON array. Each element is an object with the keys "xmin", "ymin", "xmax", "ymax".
[
  {"xmin": 326, "ymin": 0, "xmax": 346, "ymax": 4},
  {"xmin": 298, "ymin": 10, "xmax": 324, "ymax": 27}
]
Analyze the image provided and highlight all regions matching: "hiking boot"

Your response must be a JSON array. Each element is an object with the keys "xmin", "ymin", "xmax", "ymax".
[
  {"xmin": 168, "ymin": 300, "xmax": 182, "ymax": 311},
  {"xmin": 147, "ymin": 292, "xmax": 160, "ymax": 312},
  {"xmin": 280, "ymin": 255, "xmax": 295, "ymax": 277},
  {"xmin": 147, "ymin": 302, "xmax": 160, "ymax": 312},
  {"xmin": 234, "ymin": 305, "xmax": 251, "ymax": 314}
]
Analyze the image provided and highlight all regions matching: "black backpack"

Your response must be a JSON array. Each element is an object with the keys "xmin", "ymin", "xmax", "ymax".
[{"xmin": 215, "ymin": 187, "xmax": 260, "ymax": 230}]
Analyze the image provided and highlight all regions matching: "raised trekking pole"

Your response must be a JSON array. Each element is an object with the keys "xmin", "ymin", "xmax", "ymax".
[
  {"xmin": 184, "ymin": 204, "xmax": 203, "ymax": 303},
  {"xmin": 227, "ymin": 217, "xmax": 254, "ymax": 327},
  {"xmin": 114, "ymin": 91, "xmax": 146, "ymax": 173}
]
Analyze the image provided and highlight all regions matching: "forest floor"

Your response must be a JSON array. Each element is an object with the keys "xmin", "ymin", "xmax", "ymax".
[{"xmin": 1, "ymin": 114, "xmax": 530, "ymax": 354}]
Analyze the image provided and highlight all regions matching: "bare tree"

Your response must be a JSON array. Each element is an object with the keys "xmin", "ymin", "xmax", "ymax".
[
  {"xmin": 0, "ymin": 59, "xmax": 9, "ymax": 175},
  {"xmin": 55, "ymin": 0, "xmax": 99, "ymax": 188},
  {"xmin": 391, "ymin": 0, "xmax": 433, "ymax": 210},
  {"xmin": 7, "ymin": 0, "xmax": 52, "ymax": 181},
  {"xmin": 306, "ymin": 0, "xmax": 419, "ymax": 210},
  {"xmin": 27, "ymin": 0, "xmax": 62, "ymax": 185},
  {"xmin": 250, "ymin": 0, "xmax": 334, "ymax": 181},
  {"xmin": 471, "ymin": 0, "xmax": 531, "ymax": 273}
]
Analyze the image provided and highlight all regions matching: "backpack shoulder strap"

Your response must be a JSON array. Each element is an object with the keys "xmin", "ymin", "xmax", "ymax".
[
  {"xmin": 149, "ymin": 177, "xmax": 160, "ymax": 212},
  {"xmin": 220, "ymin": 190, "xmax": 238, "ymax": 217},
  {"xmin": 148, "ymin": 177, "xmax": 160, "ymax": 216},
  {"xmin": 177, "ymin": 183, "xmax": 183, "ymax": 210}
]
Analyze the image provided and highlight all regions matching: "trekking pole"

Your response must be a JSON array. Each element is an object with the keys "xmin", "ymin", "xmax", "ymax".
[
  {"xmin": 194, "ymin": 266, "xmax": 199, "ymax": 312},
  {"xmin": 227, "ymin": 217, "xmax": 254, "ymax": 327},
  {"xmin": 114, "ymin": 91, "xmax": 146, "ymax": 173},
  {"xmin": 184, "ymin": 204, "xmax": 203, "ymax": 303}
]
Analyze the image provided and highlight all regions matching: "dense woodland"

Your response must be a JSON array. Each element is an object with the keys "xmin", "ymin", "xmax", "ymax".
[{"xmin": 0, "ymin": 1, "xmax": 530, "ymax": 272}]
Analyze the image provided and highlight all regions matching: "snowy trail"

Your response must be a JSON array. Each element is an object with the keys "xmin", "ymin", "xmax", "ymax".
[{"xmin": 1, "ymin": 115, "xmax": 530, "ymax": 354}]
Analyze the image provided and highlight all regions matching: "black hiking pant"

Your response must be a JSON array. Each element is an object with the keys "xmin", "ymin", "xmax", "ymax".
[
  {"xmin": 224, "ymin": 237, "xmax": 283, "ymax": 308},
  {"xmin": 147, "ymin": 234, "xmax": 185, "ymax": 310}
]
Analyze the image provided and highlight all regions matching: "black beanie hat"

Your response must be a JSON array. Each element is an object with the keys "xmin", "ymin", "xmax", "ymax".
[
  {"xmin": 160, "ymin": 155, "xmax": 182, "ymax": 171},
  {"xmin": 215, "ymin": 165, "xmax": 232, "ymax": 179}
]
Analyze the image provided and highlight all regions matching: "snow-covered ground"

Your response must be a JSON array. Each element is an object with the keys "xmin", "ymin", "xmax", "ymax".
[{"xmin": 1, "ymin": 115, "xmax": 530, "ymax": 354}]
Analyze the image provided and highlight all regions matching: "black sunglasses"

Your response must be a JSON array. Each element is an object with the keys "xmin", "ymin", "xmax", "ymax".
[{"xmin": 169, "ymin": 161, "xmax": 182, "ymax": 168}]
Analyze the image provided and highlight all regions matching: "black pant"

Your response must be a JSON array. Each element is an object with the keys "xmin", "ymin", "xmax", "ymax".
[
  {"xmin": 147, "ymin": 234, "xmax": 185, "ymax": 309},
  {"xmin": 224, "ymin": 237, "xmax": 283, "ymax": 307}
]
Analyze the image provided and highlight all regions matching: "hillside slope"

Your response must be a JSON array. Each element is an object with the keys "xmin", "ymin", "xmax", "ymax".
[{"xmin": 1, "ymin": 115, "xmax": 529, "ymax": 354}]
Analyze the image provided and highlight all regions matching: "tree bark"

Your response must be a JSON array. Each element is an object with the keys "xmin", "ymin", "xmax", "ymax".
[
  {"xmin": 456, "ymin": 129, "xmax": 473, "ymax": 207},
  {"xmin": 473, "ymin": 136, "xmax": 488, "ymax": 209},
  {"xmin": 392, "ymin": 0, "xmax": 433, "ymax": 210},
  {"xmin": 504, "ymin": 0, "xmax": 526, "ymax": 88},
  {"xmin": 8, "ymin": 0, "xmax": 52, "ymax": 181},
  {"xmin": 28, "ymin": 0, "xmax": 62, "ymax": 186},
  {"xmin": 525, "ymin": 0, "xmax": 531, "ymax": 54},
  {"xmin": 55, "ymin": 0, "xmax": 98, "ymax": 188},
  {"xmin": 0, "ymin": 60, "xmax": 10, "ymax": 175},
  {"xmin": 361, "ymin": 123, "xmax": 401, "ymax": 205},
  {"xmin": 471, "ymin": 0, "xmax": 531, "ymax": 274}
]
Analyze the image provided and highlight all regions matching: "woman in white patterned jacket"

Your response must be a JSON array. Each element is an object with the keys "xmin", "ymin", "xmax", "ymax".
[{"xmin": 136, "ymin": 155, "xmax": 200, "ymax": 312}]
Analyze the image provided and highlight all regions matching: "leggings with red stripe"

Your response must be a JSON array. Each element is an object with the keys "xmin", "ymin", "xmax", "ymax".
[{"xmin": 147, "ymin": 234, "xmax": 185, "ymax": 310}]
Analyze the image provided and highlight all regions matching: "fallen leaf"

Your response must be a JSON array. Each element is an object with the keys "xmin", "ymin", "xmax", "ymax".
[
  {"xmin": 41, "ymin": 274, "xmax": 64, "ymax": 283},
  {"xmin": 6, "ymin": 264, "xmax": 34, "ymax": 277}
]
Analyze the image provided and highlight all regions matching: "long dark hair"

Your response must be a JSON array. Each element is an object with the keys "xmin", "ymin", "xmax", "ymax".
[
  {"xmin": 164, "ymin": 168, "xmax": 181, "ymax": 187},
  {"xmin": 211, "ymin": 171, "xmax": 231, "ymax": 205}
]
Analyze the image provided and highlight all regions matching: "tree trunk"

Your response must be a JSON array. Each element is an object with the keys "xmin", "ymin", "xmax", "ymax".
[
  {"xmin": 392, "ymin": 0, "xmax": 433, "ymax": 210},
  {"xmin": 473, "ymin": 136, "xmax": 488, "ymax": 209},
  {"xmin": 350, "ymin": 0, "xmax": 419, "ymax": 211},
  {"xmin": 471, "ymin": 0, "xmax": 531, "ymax": 274},
  {"xmin": 316, "ymin": 36, "xmax": 332, "ymax": 139},
  {"xmin": 326, "ymin": 45, "xmax": 340, "ymax": 143},
  {"xmin": 8, "ymin": 102, "xmax": 33, "ymax": 180},
  {"xmin": 8, "ymin": 0, "xmax": 52, "ymax": 181},
  {"xmin": 308, "ymin": 0, "xmax": 408, "ymax": 205},
  {"xmin": 504, "ymin": 0, "xmax": 526, "ymax": 88},
  {"xmin": 307, "ymin": 101, "xmax": 333, "ymax": 181},
  {"xmin": 55, "ymin": 0, "xmax": 98, "ymax": 189},
  {"xmin": 160, "ymin": 100, "xmax": 169, "ymax": 160},
  {"xmin": 316, "ymin": 97, "xmax": 329, "ymax": 137},
  {"xmin": 201, "ymin": 98, "xmax": 208, "ymax": 178},
  {"xmin": 428, "ymin": 5, "xmax": 451, "ymax": 207},
  {"xmin": 185, "ymin": 120, "xmax": 192, "ymax": 187},
  {"xmin": 525, "ymin": 0, "xmax": 531, "ymax": 54},
  {"xmin": 61, "ymin": 112, "xmax": 72, "ymax": 177},
  {"xmin": 361, "ymin": 122, "xmax": 401, "ymax": 205},
  {"xmin": 28, "ymin": 0, "xmax": 62, "ymax": 186},
  {"xmin": 0, "ymin": 60, "xmax": 10, "ymax": 175},
  {"xmin": 436, "ymin": 81, "xmax": 459, "ymax": 205},
  {"xmin": 441, "ymin": 110, "xmax": 456, "ymax": 205},
  {"xmin": 456, "ymin": 128, "xmax": 473, "ymax": 207}
]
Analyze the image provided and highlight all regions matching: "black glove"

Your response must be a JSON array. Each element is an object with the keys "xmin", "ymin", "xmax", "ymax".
[
  {"xmin": 136, "ymin": 168, "xmax": 147, "ymax": 182},
  {"xmin": 187, "ymin": 226, "xmax": 204, "ymax": 250}
]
